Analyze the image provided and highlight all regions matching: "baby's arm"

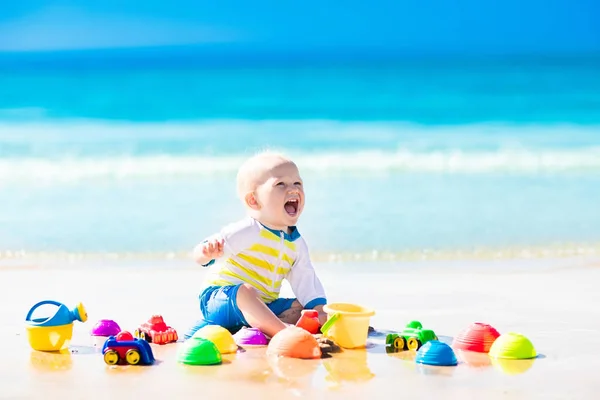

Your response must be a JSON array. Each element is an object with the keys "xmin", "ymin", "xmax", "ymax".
[
  {"xmin": 192, "ymin": 218, "xmax": 257, "ymax": 267},
  {"xmin": 287, "ymin": 239, "xmax": 328, "ymax": 324}
]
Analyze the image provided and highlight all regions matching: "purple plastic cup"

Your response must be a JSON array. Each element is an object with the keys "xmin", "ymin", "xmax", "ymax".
[
  {"xmin": 90, "ymin": 319, "xmax": 121, "ymax": 337},
  {"xmin": 234, "ymin": 327, "xmax": 269, "ymax": 346}
]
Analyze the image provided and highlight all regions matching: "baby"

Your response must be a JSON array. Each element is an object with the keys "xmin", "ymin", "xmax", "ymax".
[{"xmin": 186, "ymin": 151, "xmax": 327, "ymax": 339}]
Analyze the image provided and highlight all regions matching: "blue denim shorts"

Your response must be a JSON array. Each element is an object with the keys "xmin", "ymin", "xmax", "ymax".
[{"xmin": 184, "ymin": 284, "xmax": 296, "ymax": 339}]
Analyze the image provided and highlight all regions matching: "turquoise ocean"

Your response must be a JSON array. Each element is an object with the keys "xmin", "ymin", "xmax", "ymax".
[{"xmin": 1, "ymin": 51, "xmax": 600, "ymax": 261}]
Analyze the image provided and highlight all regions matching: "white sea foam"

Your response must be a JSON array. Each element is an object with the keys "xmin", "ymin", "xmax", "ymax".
[
  {"xmin": 1, "ymin": 119, "xmax": 599, "ymax": 182},
  {"xmin": 2, "ymin": 148, "xmax": 600, "ymax": 183}
]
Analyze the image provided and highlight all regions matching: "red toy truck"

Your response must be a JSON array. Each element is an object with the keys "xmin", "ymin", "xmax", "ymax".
[{"xmin": 134, "ymin": 315, "xmax": 178, "ymax": 345}]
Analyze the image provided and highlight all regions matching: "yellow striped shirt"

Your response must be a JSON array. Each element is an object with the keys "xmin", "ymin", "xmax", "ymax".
[{"xmin": 201, "ymin": 217, "xmax": 326, "ymax": 308}]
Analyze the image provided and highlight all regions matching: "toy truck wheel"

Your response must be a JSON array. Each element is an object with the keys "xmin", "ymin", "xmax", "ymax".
[
  {"xmin": 104, "ymin": 350, "xmax": 119, "ymax": 365},
  {"xmin": 393, "ymin": 336, "xmax": 406, "ymax": 350},
  {"xmin": 407, "ymin": 337, "xmax": 421, "ymax": 351},
  {"xmin": 125, "ymin": 349, "xmax": 141, "ymax": 365}
]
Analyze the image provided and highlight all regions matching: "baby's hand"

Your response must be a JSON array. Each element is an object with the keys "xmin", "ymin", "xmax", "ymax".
[{"xmin": 201, "ymin": 238, "xmax": 225, "ymax": 259}]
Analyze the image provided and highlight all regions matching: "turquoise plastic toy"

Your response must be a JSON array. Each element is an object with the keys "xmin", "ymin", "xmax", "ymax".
[
  {"xmin": 26, "ymin": 300, "xmax": 87, "ymax": 327},
  {"xmin": 25, "ymin": 300, "xmax": 88, "ymax": 351},
  {"xmin": 415, "ymin": 340, "xmax": 458, "ymax": 366}
]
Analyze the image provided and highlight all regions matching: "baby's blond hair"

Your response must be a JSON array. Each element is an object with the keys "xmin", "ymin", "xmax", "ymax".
[{"xmin": 236, "ymin": 150, "xmax": 294, "ymax": 201}]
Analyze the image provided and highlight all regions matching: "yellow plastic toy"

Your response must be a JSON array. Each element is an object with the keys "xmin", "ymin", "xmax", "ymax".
[
  {"xmin": 192, "ymin": 325, "xmax": 239, "ymax": 354},
  {"xmin": 489, "ymin": 332, "xmax": 536, "ymax": 360},
  {"xmin": 320, "ymin": 303, "xmax": 375, "ymax": 349},
  {"xmin": 25, "ymin": 301, "xmax": 88, "ymax": 352}
]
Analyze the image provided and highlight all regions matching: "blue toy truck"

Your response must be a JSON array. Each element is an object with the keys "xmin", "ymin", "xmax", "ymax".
[{"xmin": 102, "ymin": 331, "xmax": 155, "ymax": 366}]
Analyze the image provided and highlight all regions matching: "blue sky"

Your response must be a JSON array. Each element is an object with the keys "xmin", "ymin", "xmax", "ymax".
[{"xmin": 0, "ymin": 0, "xmax": 598, "ymax": 54}]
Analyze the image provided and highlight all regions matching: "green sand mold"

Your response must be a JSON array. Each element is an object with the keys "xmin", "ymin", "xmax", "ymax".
[
  {"xmin": 489, "ymin": 332, "xmax": 536, "ymax": 360},
  {"xmin": 177, "ymin": 337, "xmax": 222, "ymax": 365}
]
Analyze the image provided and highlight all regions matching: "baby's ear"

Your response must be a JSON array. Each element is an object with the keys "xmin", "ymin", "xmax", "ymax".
[{"xmin": 245, "ymin": 192, "xmax": 260, "ymax": 210}]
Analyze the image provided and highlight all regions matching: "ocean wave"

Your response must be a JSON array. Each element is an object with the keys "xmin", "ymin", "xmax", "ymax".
[
  {"xmin": 1, "ymin": 119, "xmax": 600, "ymax": 151},
  {"xmin": 2, "ymin": 119, "xmax": 600, "ymax": 182},
  {"xmin": 2, "ymin": 148, "xmax": 600, "ymax": 183}
]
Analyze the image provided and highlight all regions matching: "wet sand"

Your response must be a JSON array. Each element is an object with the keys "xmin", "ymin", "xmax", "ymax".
[{"xmin": 2, "ymin": 256, "xmax": 600, "ymax": 399}]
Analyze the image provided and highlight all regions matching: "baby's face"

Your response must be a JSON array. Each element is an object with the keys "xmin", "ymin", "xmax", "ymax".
[{"xmin": 254, "ymin": 161, "xmax": 305, "ymax": 230}]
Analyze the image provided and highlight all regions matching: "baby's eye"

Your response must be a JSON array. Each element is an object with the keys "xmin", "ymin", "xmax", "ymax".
[
  {"xmin": 294, "ymin": 182, "xmax": 302, "ymax": 186},
  {"xmin": 276, "ymin": 182, "xmax": 285, "ymax": 186}
]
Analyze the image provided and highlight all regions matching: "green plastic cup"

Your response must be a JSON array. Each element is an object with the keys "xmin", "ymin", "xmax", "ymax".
[
  {"xmin": 489, "ymin": 332, "xmax": 536, "ymax": 360},
  {"xmin": 177, "ymin": 337, "xmax": 222, "ymax": 365}
]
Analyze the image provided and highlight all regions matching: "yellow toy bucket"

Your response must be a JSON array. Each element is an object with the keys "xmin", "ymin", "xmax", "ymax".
[
  {"xmin": 26, "ymin": 324, "xmax": 74, "ymax": 352},
  {"xmin": 321, "ymin": 303, "xmax": 375, "ymax": 349}
]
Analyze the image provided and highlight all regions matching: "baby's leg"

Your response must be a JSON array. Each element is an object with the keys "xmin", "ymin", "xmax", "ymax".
[
  {"xmin": 236, "ymin": 284, "xmax": 287, "ymax": 338},
  {"xmin": 277, "ymin": 300, "xmax": 303, "ymax": 324}
]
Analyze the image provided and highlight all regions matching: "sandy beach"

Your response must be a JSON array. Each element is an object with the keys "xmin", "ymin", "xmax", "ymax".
[{"xmin": 2, "ymin": 255, "xmax": 600, "ymax": 399}]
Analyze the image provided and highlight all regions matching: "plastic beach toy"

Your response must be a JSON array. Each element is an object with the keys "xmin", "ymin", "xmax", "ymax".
[
  {"xmin": 415, "ymin": 340, "xmax": 458, "ymax": 366},
  {"xmin": 453, "ymin": 322, "xmax": 500, "ymax": 353},
  {"xmin": 233, "ymin": 327, "xmax": 269, "ymax": 347},
  {"xmin": 489, "ymin": 332, "xmax": 536, "ymax": 359},
  {"xmin": 25, "ymin": 300, "xmax": 88, "ymax": 352},
  {"xmin": 90, "ymin": 319, "xmax": 121, "ymax": 337},
  {"xmin": 177, "ymin": 336, "xmax": 222, "ymax": 365},
  {"xmin": 296, "ymin": 310, "xmax": 321, "ymax": 334},
  {"xmin": 267, "ymin": 326, "xmax": 322, "ymax": 359},
  {"xmin": 134, "ymin": 315, "xmax": 178, "ymax": 345},
  {"xmin": 321, "ymin": 303, "xmax": 375, "ymax": 349},
  {"xmin": 192, "ymin": 325, "xmax": 238, "ymax": 354},
  {"xmin": 386, "ymin": 320, "xmax": 438, "ymax": 351},
  {"xmin": 102, "ymin": 331, "xmax": 155, "ymax": 366}
]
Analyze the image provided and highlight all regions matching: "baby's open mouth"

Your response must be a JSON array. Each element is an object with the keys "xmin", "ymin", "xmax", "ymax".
[{"xmin": 284, "ymin": 199, "xmax": 298, "ymax": 216}]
